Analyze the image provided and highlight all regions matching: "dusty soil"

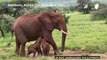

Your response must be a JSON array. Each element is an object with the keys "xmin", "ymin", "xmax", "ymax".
[{"xmin": 29, "ymin": 49, "xmax": 107, "ymax": 59}]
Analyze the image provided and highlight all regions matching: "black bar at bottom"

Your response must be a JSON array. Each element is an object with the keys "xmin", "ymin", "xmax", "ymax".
[{"xmin": 54, "ymin": 56, "xmax": 100, "ymax": 59}]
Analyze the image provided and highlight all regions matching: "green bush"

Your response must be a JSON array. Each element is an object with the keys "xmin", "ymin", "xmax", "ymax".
[
  {"xmin": 0, "ymin": 14, "xmax": 14, "ymax": 32},
  {"xmin": 63, "ymin": 15, "xmax": 70, "ymax": 24},
  {"xmin": 91, "ymin": 8, "xmax": 107, "ymax": 20},
  {"xmin": 75, "ymin": 0, "xmax": 93, "ymax": 13},
  {"xmin": 91, "ymin": 2, "xmax": 107, "ymax": 20},
  {"xmin": 30, "ymin": 7, "xmax": 58, "ymax": 14}
]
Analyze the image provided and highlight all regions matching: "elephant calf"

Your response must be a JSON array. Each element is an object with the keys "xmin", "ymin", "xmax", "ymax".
[
  {"xmin": 41, "ymin": 39, "xmax": 50, "ymax": 56},
  {"xmin": 27, "ymin": 38, "xmax": 50, "ymax": 56},
  {"xmin": 27, "ymin": 38, "xmax": 42, "ymax": 57}
]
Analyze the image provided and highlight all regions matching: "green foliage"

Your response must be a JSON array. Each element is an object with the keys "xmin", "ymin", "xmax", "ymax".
[
  {"xmin": 0, "ymin": 0, "xmax": 37, "ymax": 17},
  {"xmin": 0, "ymin": 0, "xmax": 37, "ymax": 34},
  {"xmin": 93, "ymin": 1, "xmax": 107, "ymax": 10},
  {"xmin": 75, "ymin": 0, "xmax": 92, "ymax": 12},
  {"xmin": 0, "ymin": 14, "xmax": 14, "ymax": 32},
  {"xmin": 30, "ymin": 6, "xmax": 58, "ymax": 13},
  {"xmin": 77, "ymin": 0, "xmax": 92, "ymax": 4},
  {"xmin": 91, "ymin": 2, "xmax": 107, "ymax": 20},
  {"xmin": 91, "ymin": 8, "xmax": 107, "ymax": 20},
  {"xmin": 62, "ymin": 6, "xmax": 74, "ymax": 12},
  {"xmin": 63, "ymin": 14, "xmax": 70, "ymax": 24}
]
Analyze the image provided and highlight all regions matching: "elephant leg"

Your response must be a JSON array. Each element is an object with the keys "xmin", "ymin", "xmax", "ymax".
[
  {"xmin": 46, "ymin": 39, "xmax": 58, "ymax": 55},
  {"xmin": 20, "ymin": 42, "xmax": 26, "ymax": 56},
  {"xmin": 38, "ymin": 48, "xmax": 42, "ymax": 56},
  {"xmin": 27, "ymin": 51, "xmax": 31, "ymax": 56},
  {"xmin": 45, "ymin": 49, "xmax": 49, "ymax": 56},
  {"xmin": 15, "ymin": 37, "xmax": 21, "ymax": 55},
  {"xmin": 43, "ymin": 50, "xmax": 47, "ymax": 56},
  {"xmin": 28, "ymin": 48, "xmax": 36, "ymax": 57},
  {"xmin": 33, "ymin": 52, "xmax": 36, "ymax": 57},
  {"xmin": 43, "ymin": 31, "xmax": 59, "ymax": 55},
  {"xmin": 15, "ymin": 29, "xmax": 27, "ymax": 56}
]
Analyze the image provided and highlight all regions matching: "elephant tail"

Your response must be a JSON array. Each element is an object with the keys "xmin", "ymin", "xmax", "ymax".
[{"xmin": 6, "ymin": 28, "xmax": 14, "ymax": 47}]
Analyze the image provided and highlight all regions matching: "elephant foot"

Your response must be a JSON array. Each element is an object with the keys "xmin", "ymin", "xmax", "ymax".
[
  {"xmin": 20, "ymin": 54, "xmax": 25, "ymax": 56},
  {"xmin": 15, "ymin": 51, "xmax": 20, "ymax": 55},
  {"xmin": 19, "ymin": 52, "xmax": 26, "ymax": 56},
  {"xmin": 54, "ymin": 50, "xmax": 59, "ymax": 55},
  {"xmin": 61, "ymin": 49, "xmax": 64, "ymax": 52}
]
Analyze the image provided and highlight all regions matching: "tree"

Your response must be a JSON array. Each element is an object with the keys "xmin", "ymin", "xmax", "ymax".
[
  {"xmin": 75, "ymin": 0, "xmax": 92, "ymax": 13},
  {"xmin": 77, "ymin": 0, "xmax": 92, "ymax": 4},
  {"xmin": 91, "ymin": 2, "xmax": 107, "ymax": 20},
  {"xmin": 0, "ymin": 14, "xmax": 5, "ymax": 37},
  {"xmin": 0, "ymin": 0, "xmax": 37, "ymax": 17},
  {"xmin": 0, "ymin": 0, "xmax": 37, "ymax": 37},
  {"xmin": 0, "ymin": 26, "xmax": 5, "ymax": 37}
]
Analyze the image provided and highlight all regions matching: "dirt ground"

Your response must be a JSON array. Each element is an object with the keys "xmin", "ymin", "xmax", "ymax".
[{"xmin": 29, "ymin": 49, "xmax": 107, "ymax": 59}]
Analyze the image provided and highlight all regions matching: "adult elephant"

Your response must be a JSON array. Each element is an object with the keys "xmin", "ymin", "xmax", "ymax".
[{"xmin": 12, "ymin": 11, "xmax": 67, "ymax": 56}]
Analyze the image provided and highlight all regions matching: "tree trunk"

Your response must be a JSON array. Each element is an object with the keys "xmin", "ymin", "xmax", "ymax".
[{"xmin": 0, "ymin": 27, "xmax": 5, "ymax": 37}]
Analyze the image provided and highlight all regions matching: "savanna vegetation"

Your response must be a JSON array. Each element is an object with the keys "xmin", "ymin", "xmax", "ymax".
[{"xmin": 1, "ymin": 11, "xmax": 107, "ymax": 60}]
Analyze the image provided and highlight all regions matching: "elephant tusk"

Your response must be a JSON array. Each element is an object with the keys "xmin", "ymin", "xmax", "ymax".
[{"xmin": 61, "ymin": 30, "xmax": 68, "ymax": 34}]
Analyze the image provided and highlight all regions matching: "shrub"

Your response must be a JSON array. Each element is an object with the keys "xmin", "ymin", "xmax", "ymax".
[
  {"xmin": 0, "ymin": 14, "xmax": 14, "ymax": 32},
  {"xmin": 91, "ymin": 8, "xmax": 107, "ymax": 20},
  {"xmin": 91, "ymin": 2, "xmax": 107, "ymax": 20},
  {"xmin": 75, "ymin": 0, "xmax": 93, "ymax": 13},
  {"xmin": 30, "ymin": 7, "xmax": 58, "ymax": 14},
  {"xmin": 63, "ymin": 15, "xmax": 70, "ymax": 24}
]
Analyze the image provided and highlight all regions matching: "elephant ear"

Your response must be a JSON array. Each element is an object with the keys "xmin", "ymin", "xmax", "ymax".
[{"xmin": 38, "ymin": 11, "xmax": 54, "ymax": 31}]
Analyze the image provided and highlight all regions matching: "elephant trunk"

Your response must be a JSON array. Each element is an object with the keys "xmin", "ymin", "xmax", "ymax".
[{"xmin": 60, "ymin": 24, "xmax": 67, "ymax": 52}]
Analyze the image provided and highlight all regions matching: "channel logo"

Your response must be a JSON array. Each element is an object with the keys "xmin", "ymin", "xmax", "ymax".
[{"xmin": 3, "ymin": 3, "xmax": 8, "ymax": 6}]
